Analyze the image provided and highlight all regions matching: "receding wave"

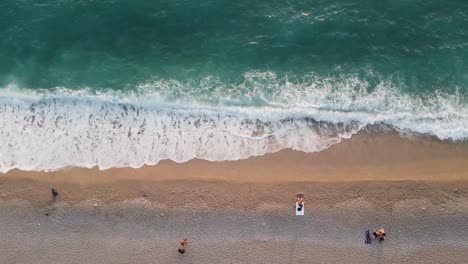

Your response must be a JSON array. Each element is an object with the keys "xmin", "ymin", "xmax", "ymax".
[{"xmin": 1, "ymin": 72, "xmax": 467, "ymax": 172}]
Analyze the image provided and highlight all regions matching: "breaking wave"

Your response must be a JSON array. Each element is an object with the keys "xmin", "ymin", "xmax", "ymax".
[{"xmin": 1, "ymin": 72, "xmax": 467, "ymax": 172}]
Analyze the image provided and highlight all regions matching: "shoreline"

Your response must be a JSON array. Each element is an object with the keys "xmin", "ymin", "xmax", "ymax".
[
  {"xmin": 1, "ymin": 133, "xmax": 468, "ymax": 263},
  {"xmin": 1, "ymin": 133, "xmax": 468, "ymax": 210},
  {"xmin": 3, "ymin": 132, "xmax": 468, "ymax": 183}
]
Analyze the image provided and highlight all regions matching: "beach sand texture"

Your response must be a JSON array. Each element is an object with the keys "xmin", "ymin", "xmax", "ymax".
[{"xmin": 1, "ymin": 133, "xmax": 468, "ymax": 263}]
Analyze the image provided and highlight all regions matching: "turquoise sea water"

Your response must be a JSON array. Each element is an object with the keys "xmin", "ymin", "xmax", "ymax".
[{"xmin": 0, "ymin": 0, "xmax": 467, "ymax": 171}]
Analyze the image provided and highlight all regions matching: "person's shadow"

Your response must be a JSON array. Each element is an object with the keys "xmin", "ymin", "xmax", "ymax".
[{"xmin": 370, "ymin": 238, "xmax": 385, "ymax": 264}]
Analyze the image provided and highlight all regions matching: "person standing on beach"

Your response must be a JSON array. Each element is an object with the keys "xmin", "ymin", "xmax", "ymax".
[{"xmin": 178, "ymin": 239, "xmax": 188, "ymax": 254}]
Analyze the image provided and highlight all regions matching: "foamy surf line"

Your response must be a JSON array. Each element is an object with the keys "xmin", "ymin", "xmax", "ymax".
[
  {"xmin": 0, "ymin": 94, "xmax": 362, "ymax": 173},
  {"xmin": 1, "ymin": 80, "xmax": 468, "ymax": 172}
]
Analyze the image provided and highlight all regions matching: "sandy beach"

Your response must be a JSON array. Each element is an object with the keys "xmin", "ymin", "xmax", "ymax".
[{"xmin": 1, "ymin": 133, "xmax": 468, "ymax": 263}]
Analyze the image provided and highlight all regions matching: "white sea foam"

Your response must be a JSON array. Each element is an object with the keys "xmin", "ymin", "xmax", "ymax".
[{"xmin": 1, "ymin": 72, "xmax": 467, "ymax": 172}]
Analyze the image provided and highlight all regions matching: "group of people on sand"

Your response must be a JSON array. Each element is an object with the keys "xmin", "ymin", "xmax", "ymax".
[
  {"xmin": 295, "ymin": 196, "xmax": 386, "ymax": 244},
  {"xmin": 177, "ymin": 229, "xmax": 386, "ymax": 255},
  {"xmin": 178, "ymin": 230, "xmax": 386, "ymax": 255},
  {"xmin": 50, "ymin": 188, "xmax": 385, "ymax": 257}
]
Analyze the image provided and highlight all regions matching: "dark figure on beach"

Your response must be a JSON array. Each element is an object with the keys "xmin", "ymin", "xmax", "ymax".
[
  {"xmin": 51, "ymin": 188, "xmax": 59, "ymax": 197},
  {"xmin": 178, "ymin": 239, "xmax": 187, "ymax": 254},
  {"xmin": 373, "ymin": 228, "xmax": 386, "ymax": 241},
  {"xmin": 365, "ymin": 229, "xmax": 372, "ymax": 244}
]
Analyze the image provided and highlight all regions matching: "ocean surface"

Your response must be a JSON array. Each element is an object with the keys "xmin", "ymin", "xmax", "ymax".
[{"xmin": 1, "ymin": 0, "xmax": 467, "ymax": 172}]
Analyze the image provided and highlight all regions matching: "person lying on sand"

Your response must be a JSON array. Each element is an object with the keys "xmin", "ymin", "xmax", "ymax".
[
  {"xmin": 294, "ymin": 197, "xmax": 304, "ymax": 212},
  {"xmin": 373, "ymin": 229, "xmax": 386, "ymax": 241},
  {"xmin": 296, "ymin": 197, "xmax": 303, "ymax": 208}
]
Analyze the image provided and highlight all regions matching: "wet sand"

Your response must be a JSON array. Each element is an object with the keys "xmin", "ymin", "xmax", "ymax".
[{"xmin": 1, "ymin": 133, "xmax": 468, "ymax": 263}]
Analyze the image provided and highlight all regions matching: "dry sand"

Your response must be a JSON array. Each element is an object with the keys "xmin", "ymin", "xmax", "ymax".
[{"xmin": 1, "ymin": 133, "xmax": 468, "ymax": 263}]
